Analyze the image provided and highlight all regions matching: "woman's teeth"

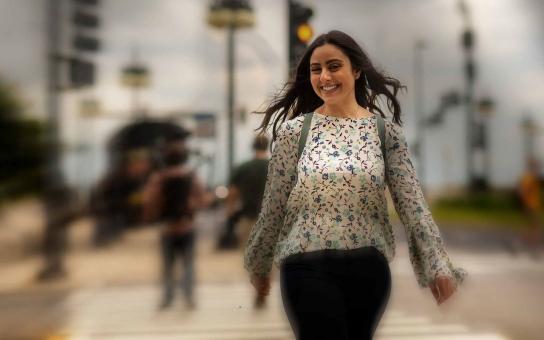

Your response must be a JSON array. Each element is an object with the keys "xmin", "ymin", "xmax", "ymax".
[{"xmin": 322, "ymin": 84, "xmax": 338, "ymax": 91}]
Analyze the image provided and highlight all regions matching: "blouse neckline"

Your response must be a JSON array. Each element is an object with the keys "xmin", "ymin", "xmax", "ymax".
[{"xmin": 313, "ymin": 111, "xmax": 377, "ymax": 122}]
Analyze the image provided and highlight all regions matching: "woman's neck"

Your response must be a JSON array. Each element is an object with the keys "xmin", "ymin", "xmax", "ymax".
[{"xmin": 318, "ymin": 102, "xmax": 370, "ymax": 119}]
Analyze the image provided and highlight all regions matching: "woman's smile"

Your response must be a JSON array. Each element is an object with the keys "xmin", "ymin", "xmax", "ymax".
[{"xmin": 320, "ymin": 83, "xmax": 340, "ymax": 95}]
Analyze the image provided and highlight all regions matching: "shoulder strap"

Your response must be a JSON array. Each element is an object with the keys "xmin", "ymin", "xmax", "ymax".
[
  {"xmin": 297, "ymin": 112, "xmax": 313, "ymax": 162},
  {"xmin": 376, "ymin": 115, "xmax": 387, "ymax": 179}
]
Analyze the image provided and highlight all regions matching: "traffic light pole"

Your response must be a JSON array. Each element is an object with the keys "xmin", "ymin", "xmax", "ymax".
[
  {"xmin": 46, "ymin": 0, "xmax": 62, "ymax": 188},
  {"xmin": 37, "ymin": 0, "xmax": 68, "ymax": 281},
  {"xmin": 39, "ymin": 0, "xmax": 99, "ymax": 281},
  {"xmin": 227, "ymin": 24, "xmax": 235, "ymax": 179}
]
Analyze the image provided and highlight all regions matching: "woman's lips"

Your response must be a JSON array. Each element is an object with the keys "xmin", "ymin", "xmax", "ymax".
[{"xmin": 320, "ymin": 84, "xmax": 340, "ymax": 95}]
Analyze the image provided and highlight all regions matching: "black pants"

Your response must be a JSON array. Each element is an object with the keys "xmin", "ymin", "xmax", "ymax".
[
  {"xmin": 280, "ymin": 247, "xmax": 391, "ymax": 340},
  {"xmin": 160, "ymin": 230, "xmax": 195, "ymax": 304}
]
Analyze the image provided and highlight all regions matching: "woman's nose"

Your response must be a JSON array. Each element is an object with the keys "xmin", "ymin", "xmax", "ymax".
[{"xmin": 320, "ymin": 70, "xmax": 331, "ymax": 81}]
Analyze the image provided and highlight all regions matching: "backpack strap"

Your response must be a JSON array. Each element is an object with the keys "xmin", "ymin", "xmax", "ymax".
[
  {"xmin": 376, "ymin": 115, "xmax": 388, "ymax": 180},
  {"xmin": 297, "ymin": 112, "xmax": 313, "ymax": 162}
]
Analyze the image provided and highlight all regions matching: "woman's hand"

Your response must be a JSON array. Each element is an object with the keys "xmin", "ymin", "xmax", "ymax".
[
  {"xmin": 430, "ymin": 275, "xmax": 457, "ymax": 305},
  {"xmin": 250, "ymin": 274, "xmax": 271, "ymax": 297}
]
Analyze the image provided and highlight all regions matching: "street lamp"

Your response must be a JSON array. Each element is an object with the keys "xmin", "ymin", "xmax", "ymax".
[
  {"xmin": 207, "ymin": 0, "xmax": 255, "ymax": 179},
  {"xmin": 121, "ymin": 47, "xmax": 151, "ymax": 119}
]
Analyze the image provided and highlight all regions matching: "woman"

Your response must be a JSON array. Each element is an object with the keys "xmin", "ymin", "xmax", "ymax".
[{"xmin": 244, "ymin": 30, "xmax": 466, "ymax": 340}]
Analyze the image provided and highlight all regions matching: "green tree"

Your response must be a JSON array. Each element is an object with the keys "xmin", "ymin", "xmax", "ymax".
[{"xmin": 0, "ymin": 78, "xmax": 47, "ymax": 201}]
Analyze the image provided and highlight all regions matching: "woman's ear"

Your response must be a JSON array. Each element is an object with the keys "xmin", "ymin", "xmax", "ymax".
[{"xmin": 354, "ymin": 70, "xmax": 362, "ymax": 79}]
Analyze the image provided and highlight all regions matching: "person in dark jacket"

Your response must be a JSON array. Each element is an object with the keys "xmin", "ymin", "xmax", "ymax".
[{"xmin": 143, "ymin": 132, "xmax": 211, "ymax": 310}]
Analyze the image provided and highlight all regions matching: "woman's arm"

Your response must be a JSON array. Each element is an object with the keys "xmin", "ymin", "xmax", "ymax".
[
  {"xmin": 244, "ymin": 119, "xmax": 302, "ymax": 277},
  {"xmin": 384, "ymin": 120, "xmax": 467, "ymax": 291}
]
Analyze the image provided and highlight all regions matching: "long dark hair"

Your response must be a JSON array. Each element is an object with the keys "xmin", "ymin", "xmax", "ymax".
[{"xmin": 256, "ymin": 30, "xmax": 405, "ymax": 141}]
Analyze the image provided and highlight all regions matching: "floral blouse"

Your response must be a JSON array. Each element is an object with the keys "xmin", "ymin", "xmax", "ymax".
[{"xmin": 244, "ymin": 112, "xmax": 466, "ymax": 288}]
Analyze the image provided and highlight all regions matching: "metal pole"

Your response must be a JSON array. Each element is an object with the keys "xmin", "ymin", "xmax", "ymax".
[
  {"xmin": 414, "ymin": 40, "xmax": 425, "ymax": 189},
  {"xmin": 131, "ymin": 46, "xmax": 141, "ymax": 119},
  {"xmin": 482, "ymin": 118, "xmax": 491, "ymax": 186},
  {"xmin": 227, "ymin": 24, "xmax": 235, "ymax": 178},
  {"xmin": 459, "ymin": 0, "xmax": 476, "ymax": 190},
  {"xmin": 523, "ymin": 115, "xmax": 534, "ymax": 164},
  {"xmin": 132, "ymin": 85, "xmax": 140, "ymax": 119},
  {"xmin": 46, "ymin": 0, "xmax": 62, "ymax": 188},
  {"xmin": 465, "ymin": 60, "xmax": 474, "ymax": 188},
  {"xmin": 38, "ymin": 0, "xmax": 70, "ymax": 281}
]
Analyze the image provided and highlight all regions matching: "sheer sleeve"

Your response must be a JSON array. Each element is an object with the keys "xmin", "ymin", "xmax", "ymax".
[
  {"xmin": 384, "ymin": 121, "xmax": 467, "ymax": 288},
  {"xmin": 244, "ymin": 119, "xmax": 301, "ymax": 277}
]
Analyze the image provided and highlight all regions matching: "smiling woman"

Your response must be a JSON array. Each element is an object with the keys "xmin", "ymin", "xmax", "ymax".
[
  {"xmin": 309, "ymin": 44, "xmax": 368, "ymax": 118},
  {"xmin": 256, "ymin": 30, "xmax": 405, "ymax": 142},
  {"xmin": 245, "ymin": 30, "xmax": 466, "ymax": 340}
]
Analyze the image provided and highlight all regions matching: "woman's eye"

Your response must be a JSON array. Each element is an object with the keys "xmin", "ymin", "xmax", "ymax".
[
  {"xmin": 329, "ymin": 64, "xmax": 340, "ymax": 71},
  {"xmin": 311, "ymin": 68, "xmax": 321, "ymax": 74}
]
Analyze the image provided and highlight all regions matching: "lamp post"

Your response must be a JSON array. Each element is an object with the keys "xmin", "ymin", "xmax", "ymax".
[{"xmin": 207, "ymin": 0, "xmax": 255, "ymax": 179}]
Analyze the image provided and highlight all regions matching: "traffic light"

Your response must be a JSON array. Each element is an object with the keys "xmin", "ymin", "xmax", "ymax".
[
  {"xmin": 69, "ymin": 58, "xmax": 95, "ymax": 87},
  {"xmin": 69, "ymin": 0, "xmax": 100, "ymax": 87},
  {"xmin": 288, "ymin": 0, "xmax": 313, "ymax": 71}
]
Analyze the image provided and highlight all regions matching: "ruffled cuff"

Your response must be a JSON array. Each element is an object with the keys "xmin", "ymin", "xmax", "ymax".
[{"xmin": 412, "ymin": 246, "xmax": 468, "ymax": 288}]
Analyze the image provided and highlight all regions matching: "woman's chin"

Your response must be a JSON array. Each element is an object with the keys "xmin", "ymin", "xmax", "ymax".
[{"xmin": 321, "ymin": 95, "xmax": 342, "ymax": 105}]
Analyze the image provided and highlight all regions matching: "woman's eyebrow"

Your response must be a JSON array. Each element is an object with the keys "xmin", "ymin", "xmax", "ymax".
[{"xmin": 310, "ymin": 59, "xmax": 343, "ymax": 67}]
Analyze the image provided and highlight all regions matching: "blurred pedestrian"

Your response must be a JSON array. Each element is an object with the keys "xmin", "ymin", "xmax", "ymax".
[
  {"xmin": 36, "ymin": 181, "xmax": 80, "ymax": 281},
  {"xmin": 90, "ymin": 148, "xmax": 152, "ymax": 247},
  {"xmin": 517, "ymin": 158, "xmax": 542, "ymax": 257},
  {"xmin": 244, "ymin": 30, "xmax": 466, "ymax": 340},
  {"xmin": 224, "ymin": 134, "xmax": 270, "ymax": 307},
  {"xmin": 143, "ymin": 129, "xmax": 211, "ymax": 310}
]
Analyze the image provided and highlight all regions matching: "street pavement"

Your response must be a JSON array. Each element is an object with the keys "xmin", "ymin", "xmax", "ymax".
[
  {"xmin": 24, "ymin": 282, "xmax": 511, "ymax": 340},
  {"xmin": 0, "ymin": 200, "xmax": 543, "ymax": 339}
]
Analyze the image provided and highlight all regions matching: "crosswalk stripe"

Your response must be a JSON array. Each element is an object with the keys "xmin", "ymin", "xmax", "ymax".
[
  {"xmin": 377, "ymin": 323, "xmax": 469, "ymax": 335},
  {"xmin": 57, "ymin": 283, "xmax": 509, "ymax": 340},
  {"xmin": 376, "ymin": 335, "xmax": 509, "ymax": 340}
]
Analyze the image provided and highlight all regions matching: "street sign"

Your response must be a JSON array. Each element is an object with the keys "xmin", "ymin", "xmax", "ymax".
[{"xmin": 121, "ymin": 64, "xmax": 150, "ymax": 88}]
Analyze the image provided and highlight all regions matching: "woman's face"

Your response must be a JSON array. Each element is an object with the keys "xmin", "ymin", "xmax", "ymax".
[{"xmin": 309, "ymin": 43, "xmax": 360, "ymax": 107}]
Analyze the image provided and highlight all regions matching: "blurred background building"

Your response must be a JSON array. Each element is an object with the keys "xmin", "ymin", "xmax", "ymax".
[{"xmin": 1, "ymin": 0, "xmax": 542, "ymax": 197}]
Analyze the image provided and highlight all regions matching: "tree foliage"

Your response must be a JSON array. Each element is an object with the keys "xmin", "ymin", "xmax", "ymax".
[{"xmin": 0, "ymin": 78, "xmax": 47, "ymax": 201}]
